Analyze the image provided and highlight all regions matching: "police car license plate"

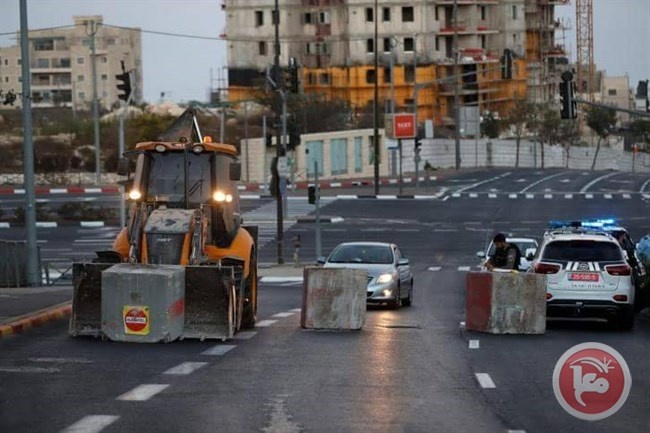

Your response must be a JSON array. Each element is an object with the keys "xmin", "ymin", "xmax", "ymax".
[{"xmin": 568, "ymin": 272, "xmax": 599, "ymax": 282}]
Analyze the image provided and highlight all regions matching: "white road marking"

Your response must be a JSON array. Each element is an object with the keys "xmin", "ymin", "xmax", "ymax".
[
  {"xmin": 457, "ymin": 266, "xmax": 471, "ymax": 271},
  {"xmin": 290, "ymin": 308, "xmax": 302, "ymax": 312},
  {"xmin": 564, "ymin": 194, "xmax": 573, "ymax": 199},
  {"xmin": 60, "ymin": 415, "xmax": 120, "ymax": 433},
  {"xmin": 116, "ymin": 384, "xmax": 169, "ymax": 401},
  {"xmin": 395, "ymin": 229, "xmax": 420, "ymax": 232},
  {"xmin": 272, "ymin": 312, "xmax": 295, "ymax": 318},
  {"xmin": 457, "ymin": 172, "xmax": 511, "ymax": 193},
  {"xmin": 428, "ymin": 266, "xmax": 442, "ymax": 272},
  {"xmin": 35, "ymin": 222, "xmax": 57, "ymax": 228},
  {"xmin": 0, "ymin": 222, "xmax": 9, "ymax": 228},
  {"xmin": 544, "ymin": 194, "xmax": 553, "ymax": 199},
  {"xmin": 202, "ymin": 344, "xmax": 237, "ymax": 356},
  {"xmin": 28, "ymin": 358, "xmax": 92, "ymax": 364},
  {"xmin": 260, "ymin": 276, "xmax": 303, "ymax": 283},
  {"xmin": 50, "ymin": 188, "xmax": 68, "ymax": 194},
  {"xmin": 604, "ymin": 194, "xmax": 613, "ymax": 199},
  {"xmin": 163, "ymin": 362, "xmax": 208, "ymax": 375},
  {"xmin": 80, "ymin": 221, "xmax": 105, "ymax": 228},
  {"xmin": 361, "ymin": 228, "xmax": 385, "ymax": 232},
  {"xmin": 622, "ymin": 194, "xmax": 632, "ymax": 199},
  {"xmin": 508, "ymin": 430, "xmax": 527, "ymax": 433},
  {"xmin": 256, "ymin": 320, "xmax": 277, "ymax": 327},
  {"xmin": 639, "ymin": 178, "xmax": 650, "ymax": 193},
  {"xmin": 84, "ymin": 188, "xmax": 102, "ymax": 193},
  {"xmin": 469, "ymin": 193, "xmax": 478, "ymax": 198},
  {"xmin": 580, "ymin": 171, "xmax": 620, "ymax": 193},
  {"xmin": 330, "ymin": 217, "xmax": 345, "ymax": 223},
  {"xmin": 35, "ymin": 198, "xmax": 50, "ymax": 203},
  {"xmin": 475, "ymin": 373, "xmax": 496, "ymax": 389},
  {"xmin": 452, "ymin": 193, "xmax": 461, "ymax": 198},
  {"xmin": 469, "ymin": 340, "xmax": 480, "ymax": 349},
  {"xmin": 0, "ymin": 366, "xmax": 60, "ymax": 373},
  {"xmin": 41, "ymin": 248, "xmax": 73, "ymax": 252},
  {"xmin": 585, "ymin": 194, "xmax": 594, "ymax": 199},
  {"xmin": 519, "ymin": 171, "xmax": 567, "ymax": 193},
  {"xmin": 233, "ymin": 331, "xmax": 258, "ymax": 340},
  {"xmin": 460, "ymin": 321, "xmax": 466, "ymax": 328},
  {"xmin": 559, "ymin": 179, "xmax": 571, "ymax": 183},
  {"xmin": 525, "ymin": 194, "xmax": 534, "ymax": 199},
  {"xmin": 508, "ymin": 193, "xmax": 517, "ymax": 199},
  {"xmin": 488, "ymin": 193, "xmax": 497, "ymax": 198}
]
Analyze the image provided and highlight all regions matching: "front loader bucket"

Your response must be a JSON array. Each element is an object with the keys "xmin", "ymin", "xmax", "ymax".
[
  {"xmin": 69, "ymin": 263, "xmax": 114, "ymax": 337},
  {"xmin": 182, "ymin": 266, "xmax": 243, "ymax": 341}
]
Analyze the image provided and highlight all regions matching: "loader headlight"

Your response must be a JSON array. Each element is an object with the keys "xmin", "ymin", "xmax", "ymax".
[
  {"xmin": 225, "ymin": 194, "xmax": 233, "ymax": 203},
  {"xmin": 192, "ymin": 145, "xmax": 204, "ymax": 154},
  {"xmin": 128, "ymin": 189, "xmax": 142, "ymax": 200},
  {"xmin": 376, "ymin": 273, "xmax": 394, "ymax": 284},
  {"xmin": 213, "ymin": 191, "xmax": 226, "ymax": 202}
]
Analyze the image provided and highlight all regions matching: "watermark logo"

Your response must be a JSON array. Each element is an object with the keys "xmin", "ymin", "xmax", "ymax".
[{"xmin": 553, "ymin": 342, "xmax": 631, "ymax": 421}]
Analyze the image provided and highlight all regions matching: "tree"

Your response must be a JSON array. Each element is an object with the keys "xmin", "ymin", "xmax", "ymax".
[
  {"xmin": 557, "ymin": 119, "xmax": 581, "ymax": 168},
  {"xmin": 586, "ymin": 106, "xmax": 617, "ymax": 170},
  {"xmin": 629, "ymin": 118, "xmax": 650, "ymax": 150},
  {"xmin": 536, "ymin": 105, "xmax": 563, "ymax": 169},
  {"xmin": 506, "ymin": 98, "xmax": 536, "ymax": 167}
]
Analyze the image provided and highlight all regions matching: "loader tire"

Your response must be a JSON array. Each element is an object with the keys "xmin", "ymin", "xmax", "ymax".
[{"xmin": 241, "ymin": 250, "xmax": 258, "ymax": 329}]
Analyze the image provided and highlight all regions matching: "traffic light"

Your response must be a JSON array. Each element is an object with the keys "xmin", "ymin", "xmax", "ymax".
[
  {"xmin": 265, "ymin": 134, "xmax": 273, "ymax": 147},
  {"xmin": 287, "ymin": 124, "xmax": 301, "ymax": 151},
  {"xmin": 116, "ymin": 61, "xmax": 132, "ymax": 103},
  {"xmin": 269, "ymin": 157, "xmax": 279, "ymax": 197},
  {"xmin": 414, "ymin": 136, "xmax": 422, "ymax": 154},
  {"xmin": 501, "ymin": 49, "xmax": 513, "ymax": 80},
  {"xmin": 308, "ymin": 185, "xmax": 316, "ymax": 204},
  {"xmin": 287, "ymin": 57, "xmax": 300, "ymax": 94},
  {"xmin": 560, "ymin": 71, "xmax": 577, "ymax": 119}
]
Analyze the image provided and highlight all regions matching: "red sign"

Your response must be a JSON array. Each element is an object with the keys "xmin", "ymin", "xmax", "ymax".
[
  {"xmin": 568, "ymin": 273, "xmax": 599, "ymax": 282},
  {"xmin": 553, "ymin": 342, "xmax": 631, "ymax": 421},
  {"xmin": 392, "ymin": 113, "xmax": 416, "ymax": 139},
  {"xmin": 123, "ymin": 306, "xmax": 150, "ymax": 335}
]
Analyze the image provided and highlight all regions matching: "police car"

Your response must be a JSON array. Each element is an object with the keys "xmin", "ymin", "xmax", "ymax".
[{"xmin": 530, "ymin": 220, "xmax": 636, "ymax": 330}]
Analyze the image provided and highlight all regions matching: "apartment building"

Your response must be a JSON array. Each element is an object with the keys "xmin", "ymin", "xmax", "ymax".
[
  {"xmin": 223, "ymin": 0, "xmax": 568, "ymax": 129},
  {"xmin": 0, "ymin": 16, "xmax": 142, "ymax": 110}
]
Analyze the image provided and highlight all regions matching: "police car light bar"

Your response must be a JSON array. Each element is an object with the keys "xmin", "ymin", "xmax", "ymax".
[{"xmin": 547, "ymin": 218, "xmax": 618, "ymax": 230}]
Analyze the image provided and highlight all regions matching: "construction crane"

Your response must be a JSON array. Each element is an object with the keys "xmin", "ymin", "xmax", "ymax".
[{"xmin": 575, "ymin": 0, "xmax": 594, "ymax": 102}]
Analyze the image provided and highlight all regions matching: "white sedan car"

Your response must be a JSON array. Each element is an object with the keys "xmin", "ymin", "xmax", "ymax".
[{"xmin": 476, "ymin": 237, "xmax": 539, "ymax": 271}]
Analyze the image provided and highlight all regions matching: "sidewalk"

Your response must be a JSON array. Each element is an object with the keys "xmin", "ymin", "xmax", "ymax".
[{"xmin": 0, "ymin": 264, "xmax": 307, "ymax": 338}]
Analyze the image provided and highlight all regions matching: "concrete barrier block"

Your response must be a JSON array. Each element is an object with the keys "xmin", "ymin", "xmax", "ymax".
[
  {"xmin": 465, "ymin": 272, "xmax": 547, "ymax": 334},
  {"xmin": 300, "ymin": 267, "xmax": 367, "ymax": 330}
]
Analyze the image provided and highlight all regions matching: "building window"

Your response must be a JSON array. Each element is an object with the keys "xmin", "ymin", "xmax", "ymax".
[
  {"xmin": 319, "ymin": 11, "xmax": 330, "ymax": 24},
  {"xmin": 307, "ymin": 72, "xmax": 316, "ymax": 85},
  {"xmin": 3, "ymin": 59, "xmax": 7, "ymax": 66},
  {"xmin": 354, "ymin": 137, "xmax": 363, "ymax": 173},
  {"xmin": 435, "ymin": 37, "xmax": 440, "ymax": 51},
  {"xmin": 404, "ymin": 65, "xmax": 415, "ymax": 83},
  {"xmin": 255, "ymin": 10, "xmax": 264, "ymax": 27},
  {"xmin": 107, "ymin": 38, "xmax": 116, "ymax": 45},
  {"xmin": 319, "ymin": 73, "xmax": 330, "ymax": 85},
  {"xmin": 36, "ymin": 58, "xmax": 49, "ymax": 68},
  {"xmin": 17, "ymin": 59, "xmax": 21, "ymax": 65},
  {"xmin": 481, "ymin": 6, "xmax": 487, "ymax": 21},
  {"xmin": 366, "ymin": 39, "xmax": 374, "ymax": 54},
  {"xmin": 404, "ymin": 37, "xmax": 414, "ymax": 52},
  {"xmin": 435, "ymin": 8, "xmax": 439, "ymax": 21},
  {"xmin": 608, "ymin": 89, "xmax": 617, "ymax": 96},
  {"xmin": 102, "ymin": 91, "xmax": 108, "ymax": 98},
  {"xmin": 404, "ymin": 98, "xmax": 415, "ymax": 107},
  {"xmin": 383, "ymin": 66, "xmax": 392, "ymax": 83},
  {"xmin": 303, "ymin": 12, "xmax": 313, "ymax": 24},
  {"xmin": 60, "ymin": 58, "xmax": 70, "ymax": 67},
  {"xmin": 259, "ymin": 41, "xmax": 267, "ymax": 55},
  {"xmin": 101, "ymin": 57, "xmax": 107, "ymax": 64},
  {"xmin": 33, "ymin": 39, "xmax": 54, "ymax": 51},
  {"xmin": 82, "ymin": 38, "xmax": 91, "ymax": 47},
  {"xmin": 365, "ymin": 7, "xmax": 374, "ymax": 22},
  {"xmin": 382, "ymin": 7, "xmax": 391, "ymax": 22},
  {"xmin": 4, "ymin": 77, "xmax": 8, "ymax": 83},
  {"xmin": 402, "ymin": 6, "xmax": 414, "ymax": 22},
  {"xmin": 512, "ymin": 5, "xmax": 518, "ymax": 20},
  {"xmin": 101, "ymin": 74, "xmax": 107, "ymax": 81},
  {"xmin": 366, "ymin": 69, "xmax": 376, "ymax": 84},
  {"xmin": 79, "ymin": 92, "xmax": 85, "ymax": 100},
  {"xmin": 383, "ymin": 38, "xmax": 391, "ymax": 53},
  {"xmin": 330, "ymin": 138, "xmax": 348, "ymax": 175},
  {"xmin": 77, "ymin": 75, "xmax": 84, "ymax": 82},
  {"xmin": 18, "ymin": 76, "xmax": 22, "ymax": 82},
  {"xmin": 77, "ymin": 57, "xmax": 84, "ymax": 64},
  {"xmin": 481, "ymin": 35, "xmax": 487, "ymax": 49}
]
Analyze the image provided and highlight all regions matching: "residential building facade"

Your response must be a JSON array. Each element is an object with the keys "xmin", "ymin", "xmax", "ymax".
[
  {"xmin": 223, "ymin": 0, "xmax": 569, "ymax": 129},
  {"xmin": 0, "ymin": 16, "xmax": 142, "ymax": 110}
]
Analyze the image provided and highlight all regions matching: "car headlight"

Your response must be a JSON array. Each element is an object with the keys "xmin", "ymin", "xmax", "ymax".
[
  {"xmin": 128, "ymin": 189, "xmax": 142, "ymax": 200},
  {"xmin": 213, "ymin": 191, "xmax": 226, "ymax": 202},
  {"xmin": 383, "ymin": 289, "xmax": 392, "ymax": 297},
  {"xmin": 376, "ymin": 273, "xmax": 393, "ymax": 284}
]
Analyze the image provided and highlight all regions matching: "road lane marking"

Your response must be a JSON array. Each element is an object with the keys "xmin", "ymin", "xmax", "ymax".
[
  {"xmin": 202, "ymin": 344, "xmax": 237, "ymax": 356},
  {"xmin": 640, "ymin": 179, "xmax": 650, "ymax": 193},
  {"xmin": 452, "ymin": 193, "xmax": 461, "ymax": 198},
  {"xmin": 428, "ymin": 266, "xmax": 441, "ymax": 272},
  {"xmin": 564, "ymin": 194, "xmax": 573, "ymax": 199},
  {"xmin": 469, "ymin": 193, "xmax": 478, "ymax": 198},
  {"xmin": 60, "ymin": 415, "xmax": 120, "ymax": 433},
  {"xmin": 80, "ymin": 221, "xmax": 105, "ymax": 228},
  {"xmin": 272, "ymin": 312, "xmax": 295, "ymax": 318},
  {"xmin": 604, "ymin": 194, "xmax": 613, "ymax": 199},
  {"xmin": 260, "ymin": 276, "xmax": 303, "ymax": 283},
  {"xmin": 622, "ymin": 194, "xmax": 631, "ymax": 199},
  {"xmin": 475, "ymin": 373, "xmax": 496, "ymax": 388},
  {"xmin": 544, "ymin": 194, "xmax": 553, "ymax": 199},
  {"xmin": 256, "ymin": 320, "xmax": 277, "ymax": 327},
  {"xmin": 117, "ymin": 384, "xmax": 169, "ymax": 401},
  {"xmin": 585, "ymin": 194, "xmax": 594, "ymax": 199},
  {"xmin": 36, "ymin": 222, "xmax": 57, "ymax": 228},
  {"xmin": 289, "ymin": 308, "xmax": 302, "ymax": 312},
  {"xmin": 457, "ymin": 172, "xmax": 511, "ymax": 193},
  {"xmin": 163, "ymin": 362, "xmax": 208, "ymax": 375},
  {"xmin": 519, "ymin": 171, "xmax": 567, "ymax": 193},
  {"xmin": 28, "ymin": 357, "xmax": 92, "ymax": 364},
  {"xmin": 434, "ymin": 228, "xmax": 458, "ymax": 232},
  {"xmin": 460, "ymin": 321, "xmax": 465, "ymax": 328},
  {"xmin": 525, "ymin": 194, "xmax": 534, "ymax": 199},
  {"xmin": 469, "ymin": 340, "xmax": 480, "ymax": 349},
  {"xmin": 0, "ymin": 366, "xmax": 60, "ymax": 373},
  {"xmin": 580, "ymin": 171, "xmax": 620, "ymax": 193},
  {"xmin": 457, "ymin": 266, "xmax": 471, "ymax": 271},
  {"xmin": 508, "ymin": 430, "xmax": 527, "ymax": 433},
  {"xmin": 233, "ymin": 331, "xmax": 258, "ymax": 340},
  {"xmin": 488, "ymin": 193, "xmax": 497, "ymax": 198},
  {"xmin": 508, "ymin": 193, "xmax": 517, "ymax": 199}
]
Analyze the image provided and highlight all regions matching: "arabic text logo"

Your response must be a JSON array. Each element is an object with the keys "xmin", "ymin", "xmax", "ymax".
[{"xmin": 553, "ymin": 342, "xmax": 631, "ymax": 421}]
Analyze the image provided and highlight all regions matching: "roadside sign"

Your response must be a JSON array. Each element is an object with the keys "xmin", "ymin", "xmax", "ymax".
[
  {"xmin": 277, "ymin": 156, "xmax": 290, "ymax": 177},
  {"xmin": 425, "ymin": 119, "xmax": 434, "ymax": 138},
  {"xmin": 123, "ymin": 305, "xmax": 150, "ymax": 335},
  {"xmin": 385, "ymin": 113, "xmax": 416, "ymax": 139}
]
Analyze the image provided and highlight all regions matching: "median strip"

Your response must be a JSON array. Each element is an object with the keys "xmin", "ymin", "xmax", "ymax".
[{"xmin": 0, "ymin": 302, "xmax": 72, "ymax": 339}]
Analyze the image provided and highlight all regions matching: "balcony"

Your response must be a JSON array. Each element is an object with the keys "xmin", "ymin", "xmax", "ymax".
[{"xmin": 439, "ymin": 19, "xmax": 470, "ymax": 34}]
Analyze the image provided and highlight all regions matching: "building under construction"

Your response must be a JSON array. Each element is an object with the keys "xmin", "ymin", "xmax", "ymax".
[{"xmin": 223, "ymin": 0, "xmax": 569, "ymax": 131}]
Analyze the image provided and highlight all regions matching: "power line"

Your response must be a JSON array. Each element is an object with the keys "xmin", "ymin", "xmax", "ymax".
[{"xmin": 0, "ymin": 24, "xmax": 75, "ymax": 36}]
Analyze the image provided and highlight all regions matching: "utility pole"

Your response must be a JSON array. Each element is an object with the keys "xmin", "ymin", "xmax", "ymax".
[
  {"xmin": 373, "ymin": 0, "xmax": 380, "ymax": 195},
  {"xmin": 86, "ymin": 20, "xmax": 101, "ymax": 184},
  {"xmin": 453, "ymin": 0, "xmax": 461, "ymax": 169},
  {"xmin": 314, "ymin": 160, "xmax": 321, "ymax": 259},
  {"xmin": 273, "ymin": 0, "xmax": 285, "ymax": 264},
  {"xmin": 20, "ymin": 0, "xmax": 39, "ymax": 287},
  {"xmin": 413, "ymin": 33, "xmax": 420, "ymax": 188},
  {"xmin": 263, "ymin": 116, "xmax": 268, "ymax": 192},
  {"xmin": 244, "ymin": 102, "xmax": 249, "ymax": 183},
  {"xmin": 118, "ymin": 66, "xmax": 134, "ymax": 228}
]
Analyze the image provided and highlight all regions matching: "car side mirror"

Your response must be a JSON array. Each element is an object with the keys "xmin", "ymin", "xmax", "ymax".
[
  {"xmin": 229, "ymin": 162, "xmax": 241, "ymax": 181},
  {"xmin": 397, "ymin": 258, "xmax": 409, "ymax": 266},
  {"xmin": 476, "ymin": 251, "xmax": 486, "ymax": 258},
  {"xmin": 525, "ymin": 248, "xmax": 537, "ymax": 261},
  {"xmin": 117, "ymin": 157, "xmax": 131, "ymax": 176},
  {"xmin": 316, "ymin": 256, "xmax": 326, "ymax": 265}
]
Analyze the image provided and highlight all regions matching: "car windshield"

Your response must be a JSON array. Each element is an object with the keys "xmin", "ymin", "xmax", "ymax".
[
  {"xmin": 147, "ymin": 151, "xmax": 213, "ymax": 205},
  {"xmin": 328, "ymin": 245, "xmax": 394, "ymax": 264},
  {"xmin": 542, "ymin": 240, "xmax": 624, "ymax": 262},
  {"xmin": 487, "ymin": 240, "xmax": 537, "ymax": 256}
]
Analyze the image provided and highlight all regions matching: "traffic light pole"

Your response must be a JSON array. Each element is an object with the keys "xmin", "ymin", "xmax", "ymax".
[
  {"xmin": 118, "ymin": 73, "xmax": 134, "ymax": 228},
  {"xmin": 273, "ymin": 0, "xmax": 284, "ymax": 264},
  {"xmin": 86, "ymin": 20, "xmax": 101, "ymax": 185},
  {"xmin": 314, "ymin": 160, "xmax": 321, "ymax": 259}
]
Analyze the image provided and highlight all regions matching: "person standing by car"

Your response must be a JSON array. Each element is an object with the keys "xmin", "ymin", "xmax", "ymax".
[{"xmin": 485, "ymin": 233, "xmax": 522, "ymax": 271}]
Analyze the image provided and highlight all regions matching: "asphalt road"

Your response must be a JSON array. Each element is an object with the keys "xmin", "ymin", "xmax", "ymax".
[{"xmin": 1, "ymin": 168, "xmax": 650, "ymax": 433}]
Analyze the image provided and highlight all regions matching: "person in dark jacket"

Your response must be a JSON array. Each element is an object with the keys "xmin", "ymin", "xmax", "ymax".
[{"xmin": 485, "ymin": 233, "xmax": 521, "ymax": 271}]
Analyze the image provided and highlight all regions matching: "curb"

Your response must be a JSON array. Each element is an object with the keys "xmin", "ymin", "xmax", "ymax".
[
  {"xmin": 0, "ymin": 186, "xmax": 120, "ymax": 195},
  {"xmin": 1, "ymin": 221, "xmax": 108, "ymax": 229},
  {"xmin": 0, "ymin": 301, "xmax": 72, "ymax": 338},
  {"xmin": 236, "ymin": 176, "xmax": 439, "ymax": 191},
  {"xmin": 296, "ymin": 216, "xmax": 345, "ymax": 223}
]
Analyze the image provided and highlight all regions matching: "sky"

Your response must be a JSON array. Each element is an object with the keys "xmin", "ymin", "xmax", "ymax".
[{"xmin": 0, "ymin": 0, "xmax": 649, "ymax": 103}]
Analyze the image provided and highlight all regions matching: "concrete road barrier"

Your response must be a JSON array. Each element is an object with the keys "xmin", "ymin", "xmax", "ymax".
[
  {"xmin": 301, "ymin": 267, "xmax": 367, "ymax": 330},
  {"xmin": 101, "ymin": 264, "xmax": 185, "ymax": 343},
  {"xmin": 466, "ymin": 271, "xmax": 547, "ymax": 334}
]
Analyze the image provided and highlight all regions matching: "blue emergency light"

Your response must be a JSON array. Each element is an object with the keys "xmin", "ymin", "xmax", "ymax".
[{"xmin": 547, "ymin": 218, "xmax": 618, "ymax": 230}]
